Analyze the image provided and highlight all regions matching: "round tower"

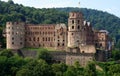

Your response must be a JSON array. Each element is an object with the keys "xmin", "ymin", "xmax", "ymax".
[
  {"xmin": 6, "ymin": 22, "xmax": 25, "ymax": 49},
  {"xmin": 67, "ymin": 12, "xmax": 84, "ymax": 47}
]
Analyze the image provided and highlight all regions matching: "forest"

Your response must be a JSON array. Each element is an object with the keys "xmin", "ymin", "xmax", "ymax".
[
  {"xmin": 0, "ymin": 49, "xmax": 120, "ymax": 76},
  {"xmin": 0, "ymin": 0, "xmax": 120, "ymax": 48}
]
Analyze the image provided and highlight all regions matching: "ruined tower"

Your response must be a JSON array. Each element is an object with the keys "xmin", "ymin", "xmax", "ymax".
[
  {"xmin": 6, "ymin": 22, "xmax": 25, "ymax": 49},
  {"xmin": 67, "ymin": 12, "xmax": 84, "ymax": 48}
]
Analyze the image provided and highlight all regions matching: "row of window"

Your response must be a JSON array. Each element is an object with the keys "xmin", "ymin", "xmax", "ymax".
[
  {"xmin": 71, "ymin": 20, "xmax": 81, "ymax": 24},
  {"xmin": 25, "ymin": 26, "xmax": 54, "ymax": 30},
  {"xmin": 12, "ymin": 37, "xmax": 23, "ymax": 40},
  {"xmin": 7, "ymin": 27, "xmax": 24, "ymax": 30},
  {"xmin": 57, "ymin": 43, "xmax": 65, "ymax": 47},
  {"xmin": 26, "ymin": 37, "xmax": 54, "ymax": 42},
  {"xmin": 7, "ymin": 32, "xmax": 24, "ymax": 35},
  {"xmin": 12, "ymin": 42, "xmax": 23, "ymax": 45},
  {"xmin": 25, "ymin": 31, "xmax": 55, "ymax": 35}
]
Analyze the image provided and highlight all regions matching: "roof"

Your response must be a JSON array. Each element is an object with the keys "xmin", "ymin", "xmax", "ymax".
[{"xmin": 99, "ymin": 30, "xmax": 109, "ymax": 34}]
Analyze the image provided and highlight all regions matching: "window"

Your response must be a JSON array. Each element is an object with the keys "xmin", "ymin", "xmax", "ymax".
[
  {"xmin": 58, "ymin": 36, "xmax": 59, "ymax": 38},
  {"xmin": 57, "ymin": 43, "xmax": 60, "ymax": 46},
  {"xmin": 72, "ymin": 13, "xmax": 74, "ymax": 16},
  {"xmin": 33, "ymin": 37, "xmax": 35, "ymax": 41},
  {"xmin": 37, "ymin": 37, "xmax": 39, "ymax": 41},
  {"xmin": 100, "ymin": 43, "xmax": 102, "ymax": 47},
  {"xmin": 8, "ymin": 27, "xmax": 10, "ymax": 29},
  {"xmin": 12, "ymin": 42, "xmax": 14, "ymax": 45},
  {"xmin": 82, "ymin": 51, "xmax": 84, "ymax": 53},
  {"xmin": 46, "ymin": 37, "xmax": 47, "ymax": 41},
  {"xmin": 78, "ymin": 20, "xmax": 80, "ymax": 24},
  {"xmin": 12, "ymin": 32, "xmax": 14, "ymax": 35},
  {"xmin": 20, "ymin": 38, "xmax": 22, "ymax": 40},
  {"xmin": 62, "ymin": 43, "xmax": 64, "ymax": 46},
  {"xmin": 72, "ymin": 20, "xmax": 74, "ymax": 24},
  {"xmin": 48, "ymin": 37, "xmax": 50, "ymax": 41},
  {"xmin": 78, "ymin": 26, "xmax": 80, "ymax": 29},
  {"xmin": 20, "ymin": 42, "xmax": 22, "ymax": 45},
  {"xmin": 12, "ymin": 37, "xmax": 14, "ymax": 40},
  {"xmin": 72, "ymin": 26, "xmax": 74, "ymax": 29},
  {"xmin": 43, "ymin": 37, "xmax": 44, "ymax": 41},
  {"xmin": 29, "ymin": 38, "xmax": 31, "ymax": 41}
]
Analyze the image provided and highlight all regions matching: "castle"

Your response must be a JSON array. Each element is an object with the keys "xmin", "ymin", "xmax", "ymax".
[{"xmin": 5, "ymin": 12, "xmax": 112, "ymax": 66}]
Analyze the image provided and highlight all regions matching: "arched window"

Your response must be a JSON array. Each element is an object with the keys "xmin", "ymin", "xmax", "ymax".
[
  {"xmin": 72, "ymin": 26, "xmax": 74, "ymax": 29},
  {"xmin": 72, "ymin": 20, "xmax": 74, "ymax": 24},
  {"xmin": 57, "ymin": 43, "xmax": 60, "ymax": 46}
]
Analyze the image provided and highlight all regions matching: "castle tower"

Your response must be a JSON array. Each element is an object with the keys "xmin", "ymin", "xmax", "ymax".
[
  {"xmin": 67, "ymin": 12, "xmax": 84, "ymax": 47},
  {"xmin": 6, "ymin": 22, "xmax": 25, "ymax": 49}
]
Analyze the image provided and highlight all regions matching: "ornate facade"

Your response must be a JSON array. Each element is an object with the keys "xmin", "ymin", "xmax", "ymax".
[{"xmin": 5, "ymin": 12, "xmax": 112, "ymax": 66}]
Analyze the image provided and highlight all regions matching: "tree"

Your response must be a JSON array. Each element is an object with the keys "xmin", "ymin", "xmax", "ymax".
[
  {"xmin": 84, "ymin": 62, "xmax": 97, "ymax": 76},
  {"xmin": 52, "ymin": 63, "xmax": 67, "ymax": 76},
  {"xmin": 18, "ymin": 59, "xmax": 54, "ymax": 76},
  {"xmin": 108, "ymin": 64, "xmax": 120, "ymax": 76},
  {"xmin": 37, "ymin": 49, "xmax": 52, "ymax": 63},
  {"xmin": 64, "ymin": 66, "xmax": 76, "ymax": 76},
  {"xmin": 16, "ymin": 69, "xmax": 32, "ymax": 76},
  {"xmin": 0, "ymin": 49, "xmax": 13, "ymax": 58},
  {"xmin": 8, "ymin": 0, "xmax": 14, "ymax": 4},
  {"xmin": 112, "ymin": 50, "xmax": 120, "ymax": 60}
]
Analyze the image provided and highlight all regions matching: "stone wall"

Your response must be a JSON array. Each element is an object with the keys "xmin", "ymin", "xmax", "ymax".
[{"xmin": 66, "ymin": 52, "xmax": 94, "ymax": 66}]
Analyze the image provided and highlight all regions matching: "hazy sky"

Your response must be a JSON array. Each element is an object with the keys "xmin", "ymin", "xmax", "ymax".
[{"xmin": 1, "ymin": 0, "xmax": 120, "ymax": 17}]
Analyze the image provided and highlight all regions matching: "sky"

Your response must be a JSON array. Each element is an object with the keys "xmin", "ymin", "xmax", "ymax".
[{"xmin": 1, "ymin": 0, "xmax": 120, "ymax": 18}]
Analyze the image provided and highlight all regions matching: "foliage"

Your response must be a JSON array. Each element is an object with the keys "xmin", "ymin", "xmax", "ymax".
[
  {"xmin": 37, "ymin": 49, "xmax": 52, "ymax": 63},
  {"xmin": 0, "ymin": 49, "xmax": 13, "ymax": 57},
  {"xmin": 84, "ymin": 62, "xmax": 97, "ymax": 76},
  {"xmin": 111, "ymin": 50, "xmax": 120, "ymax": 60},
  {"xmin": 0, "ymin": 49, "xmax": 120, "ymax": 76}
]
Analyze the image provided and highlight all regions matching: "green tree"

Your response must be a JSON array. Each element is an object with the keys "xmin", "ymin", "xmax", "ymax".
[
  {"xmin": 0, "ymin": 49, "xmax": 13, "ymax": 58},
  {"xmin": 64, "ymin": 66, "xmax": 76, "ymax": 76},
  {"xmin": 84, "ymin": 62, "xmax": 97, "ymax": 76},
  {"xmin": 16, "ymin": 69, "xmax": 32, "ymax": 76},
  {"xmin": 37, "ymin": 49, "xmax": 51, "ymax": 63}
]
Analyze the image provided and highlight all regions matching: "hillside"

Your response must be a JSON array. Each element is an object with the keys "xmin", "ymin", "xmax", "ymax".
[{"xmin": 0, "ymin": 0, "xmax": 120, "ymax": 47}]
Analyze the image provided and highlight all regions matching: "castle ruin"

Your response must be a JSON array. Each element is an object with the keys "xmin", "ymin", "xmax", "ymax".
[{"xmin": 5, "ymin": 12, "xmax": 112, "ymax": 66}]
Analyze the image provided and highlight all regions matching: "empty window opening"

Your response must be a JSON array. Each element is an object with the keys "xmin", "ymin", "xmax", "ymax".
[
  {"xmin": 78, "ymin": 20, "xmax": 80, "ymax": 24},
  {"xmin": 57, "ymin": 43, "xmax": 60, "ymax": 46},
  {"xmin": 72, "ymin": 20, "xmax": 74, "ymax": 24},
  {"xmin": 72, "ymin": 26, "xmax": 74, "ymax": 29},
  {"xmin": 12, "ymin": 42, "xmax": 14, "ymax": 45},
  {"xmin": 78, "ymin": 26, "xmax": 80, "ymax": 29}
]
